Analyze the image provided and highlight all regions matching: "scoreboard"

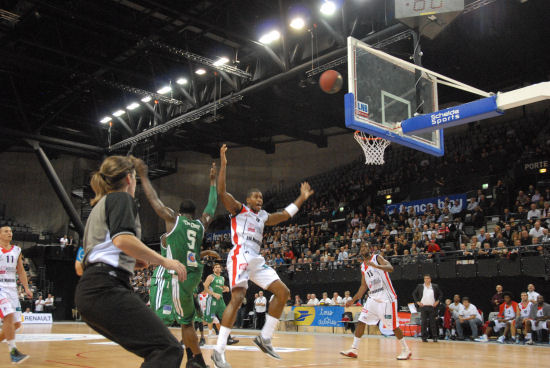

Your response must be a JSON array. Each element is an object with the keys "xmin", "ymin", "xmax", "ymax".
[{"xmin": 395, "ymin": 0, "xmax": 465, "ymax": 18}]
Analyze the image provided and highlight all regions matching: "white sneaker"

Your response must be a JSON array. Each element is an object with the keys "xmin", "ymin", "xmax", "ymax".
[
  {"xmin": 396, "ymin": 349, "xmax": 412, "ymax": 360},
  {"xmin": 340, "ymin": 348, "xmax": 358, "ymax": 358},
  {"xmin": 526, "ymin": 339, "xmax": 534, "ymax": 345},
  {"xmin": 497, "ymin": 336, "xmax": 505, "ymax": 344},
  {"xmin": 474, "ymin": 336, "xmax": 488, "ymax": 342}
]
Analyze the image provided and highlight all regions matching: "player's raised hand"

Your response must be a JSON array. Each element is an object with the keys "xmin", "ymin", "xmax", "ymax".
[
  {"xmin": 300, "ymin": 182, "xmax": 314, "ymax": 200},
  {"xmin": 220, "ymin": 144, "xmax": 228, "ymax": 166},
  {"xmin": 133, "ymin": 157, "xmax": 148, "ymax": 177},
  {"xmin": 163, "ymin": 259, "xmax": 187, "ymax": 282},
  {"xmin": 210, "ymin": 162, "xmax": 217, "ymax": 182}
]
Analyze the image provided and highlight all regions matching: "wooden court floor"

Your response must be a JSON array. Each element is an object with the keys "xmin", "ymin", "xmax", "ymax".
[{"xmin": 3, "ymin": 323, "xmax": 549, "ymax": 367}]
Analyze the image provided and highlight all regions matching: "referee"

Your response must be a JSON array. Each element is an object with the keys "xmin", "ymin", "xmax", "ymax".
[{"xmin": 75, "ymin": 155, "xmax": 187, "ymax": 367}]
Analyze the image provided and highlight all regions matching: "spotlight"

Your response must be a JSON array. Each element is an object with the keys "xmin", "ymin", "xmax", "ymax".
[
  {"xmin": 112, "ymin": 110, "xmax": 125, "ymax": 117},
  {"xmin": 213, "ymin": 57, "xmax": 229, "ymax": 66},
  {"xmin": 290, "ymin": 17, "xmax": 305, "ymax": 30},
  {"xmin": 259, "ymin": 30, "xmax": 280, "ymax": 44},
  {"xmin": 540, "ymin": 168, "xmax": 547, "ymax": 174},
  {"xmin": 126, "ymin": 102, "xmax": 140, "ymax": 110},
  {"xmin": 100, "ymin": 116, "xmax": 112, "ymax": 124},
  {"xmin": 320, "ymin": 1, "xmax": 337, "ymax": 15},
  {"xmin": 195, "ymin": 68, "xmax": 206, "ymax": 75},
  {"xmin": 141, "ymin": 96, "xmax": 152, "ymax": 103},
  {"xmin": 176, "ymin": 78, "xmax": 188, "ymax": 85},
  {"xmin": 156, "ymin": 86, "xmax": 171, "ymax": 94},
  {"xmin": 385, "ymin": 194, "xmax": 392, "ymax": 199}
]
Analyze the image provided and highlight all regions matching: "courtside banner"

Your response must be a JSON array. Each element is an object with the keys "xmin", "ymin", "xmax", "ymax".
[
  {"xmin": 22, "ymin": 313, "xmax": 53, "ymax": 324},
  {"xmin": 292, "ymin": 306, "xmax": 344, "ymax": 327},
  {"xmin": 385, "ymin": 193, "xmax": 466, "ymax": 215}
]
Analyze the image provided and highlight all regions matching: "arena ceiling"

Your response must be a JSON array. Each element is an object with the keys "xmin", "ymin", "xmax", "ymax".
[{"xmin": 1, "ymin": 0, "xmax": 549, "ymax": 159}]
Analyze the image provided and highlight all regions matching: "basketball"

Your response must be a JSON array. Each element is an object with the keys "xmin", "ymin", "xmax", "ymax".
[{"xmin": 319, "ymin": 70, "xmax": 343, "ymax": 94}]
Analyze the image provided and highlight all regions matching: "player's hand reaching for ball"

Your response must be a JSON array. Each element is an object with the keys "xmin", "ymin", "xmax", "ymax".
[
  {"xmin": 133, "ymin": 157, "xmax": 148, "ymax": 177},
  {"xmin": 163, "ymin": 259, "xmax": 187, "ymax": 282},
  {"xmin": 300, "ymin": 182, "xmax": 314, "ymax": 200},
  {"xmin": 220, "ymin": 144, "xmax": 228, "ymax": 166}
]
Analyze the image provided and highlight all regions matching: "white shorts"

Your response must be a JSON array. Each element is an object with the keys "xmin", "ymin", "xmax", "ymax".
[
  {"xmin": 493, "ymin": 320, "xmax": 511, "ymax": 332},
  {"xmin": 358, "ymin": 297, "xmax": 399, "ymax": 330},
  {"xmin": 0, "ymin": 288, "xmax": 21, "ymax": 322},
  {"xmin": 530, "ymin": 320, "xmax": 548, "ymax": 331},
  {"xmin": 226, "ymin": 245, "xmax": 280, "ymax": 290}
]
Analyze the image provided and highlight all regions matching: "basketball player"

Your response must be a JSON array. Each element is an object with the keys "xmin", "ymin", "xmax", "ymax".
[
  {"xmin": 0, "ymin": 225, "xmax": 32, "ymax": 364},
  {"xmin": 476, "ymin": 291, "xmax": 518, "ymax": 343},
  {"xmin": 340, "ymin": 244, "xmax": 411, "ymax": 360},
  {"xmin": 195, "ymin": 287, "xmax": 209, "ymax": 346},
  {"xmin": 524, "ymin": 295, "xmax": 550, "ymax": 345},
  {"xmin": 515, "ymin": 292, "xmax": 532, "ymax": 344},
  {"xmin": 136, "ymin": 159, "xmax": 218, "ymax": 368},
  {"xmin": 203, "ymin": 263, "xmax": 238, "ymax": 344},
  {"xmin": 211, "ymin": 144, "xmax": 314, "ymax": 368}
]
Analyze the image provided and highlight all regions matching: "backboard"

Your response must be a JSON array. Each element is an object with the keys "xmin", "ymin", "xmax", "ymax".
[{"xmin": 345, "ymin": 36, "xmax": 444, "ymax": 156}]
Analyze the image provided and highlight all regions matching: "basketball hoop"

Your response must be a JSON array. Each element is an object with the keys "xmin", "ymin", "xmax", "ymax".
[{"xmin": 354, "ymin": 131, "xmax": 390, "ymax": 165}]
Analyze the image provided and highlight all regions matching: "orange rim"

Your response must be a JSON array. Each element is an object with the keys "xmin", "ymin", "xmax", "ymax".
[{"xmin": 354, "ymin": 131, "xmax": 384, "ymax": 141}]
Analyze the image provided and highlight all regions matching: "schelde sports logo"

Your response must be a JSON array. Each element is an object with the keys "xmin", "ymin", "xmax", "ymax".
[
  {"xmin": 187, "ymin": 251, "xmax": 198, "ymax": 267},
  {"xmin": 293, "ymin": 307, "xmax": 315, "ymax": 325},
  {"xmin": 431, "ymin": 109, "xmax": 460, "ymax": 126}
]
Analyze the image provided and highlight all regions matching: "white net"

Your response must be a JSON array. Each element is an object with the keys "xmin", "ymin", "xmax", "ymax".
[{"xmin": 354, "ymin": 131, "xmax": 390, "ymax": 165}]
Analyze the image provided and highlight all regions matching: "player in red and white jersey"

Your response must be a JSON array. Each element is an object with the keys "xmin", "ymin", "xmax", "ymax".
[
  {"xmin": 212, "ymin": 144, "xmax": 314, "ymax": 368},
  {"xmin": 515, "ymin": 292, "xmax": 532, "ymax": 344},
  {"xmin": 0, "ymin": 225, "xmax": 32, "ymax": 364},
  {"xmin": 340, "ymin": 244, "xmax": 411, "ymax": 361},
  {"xmin": 198, "ymin": 290, "xmax": 209, "ymax": 315},
  {"xmin": 476, "ymin": 291, "xmax": 518, "ymax": 343}
]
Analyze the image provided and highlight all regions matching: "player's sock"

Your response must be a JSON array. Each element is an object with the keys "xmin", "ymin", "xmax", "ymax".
[
  {"xmin": 352, "ymin": 336, "xmax": 361, "ymax": 349},
  {"xmin": 7, "ymin": 340, "xmax": 16, "ymax": 350},
  {"xmin": 525, "ymin": 333, "xmax": 531, "ymax": 339},
  {"xmin": 260, "ymin": 314, "xmax": 279, "ymax": 340},
  {"xmin": 399, "ymin": 338, "xmax": 409, "ymax": 350},
  {"xmin": 215, "ymin": 326, "xmax": 231, "ymax": 353}
]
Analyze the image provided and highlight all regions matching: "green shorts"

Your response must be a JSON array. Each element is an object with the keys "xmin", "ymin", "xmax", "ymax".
[
  {"xmin": 204, "ymin": 295, "xmax": 226, "ymax": 323},
  {"xmin": 150, "ymin": 275, "xmax": 195, "ymax": 326}
]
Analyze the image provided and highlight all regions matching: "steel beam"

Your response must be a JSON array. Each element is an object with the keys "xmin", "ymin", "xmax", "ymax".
[{"xmin": 3, "ymin": 128, "xmax": 105, "ymax": 153}]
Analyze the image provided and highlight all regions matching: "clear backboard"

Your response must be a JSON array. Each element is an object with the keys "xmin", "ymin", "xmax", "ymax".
[{"xmin": 345, "ymin": 36, "xmax": 444, "ymax": 156}]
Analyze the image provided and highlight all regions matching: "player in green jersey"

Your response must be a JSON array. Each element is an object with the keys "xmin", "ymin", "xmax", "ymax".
[
  {"xmin": 203, "ymin": 263, "xmax": 238, "ymax": 345},
  {"xmin": 137, "ymin": 159, "xmax": 218, "ymax": 368}
]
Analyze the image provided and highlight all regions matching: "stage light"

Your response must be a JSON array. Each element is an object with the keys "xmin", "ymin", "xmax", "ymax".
[
  {"xmin": 320, "ymin": 1, "xmax": 337, "ymax": 15},
  {"xmin": 195, "ymin": 68, "xmax": 206, "ymax": 75},
  {"xmin": 540, "ymin": 168, "xmax": 547, "ymax": 174},
  {"xmin": 112, "ymin": 110, "xmax": 125, "ymax": 117},
  {"xmin": 259, "ymin": 30, "xmax": 280, "ymax": 44},
  {"xmin": 157, "ymin": 85, "xmax": 171, "ymax": 94},
  {"xmin": 176, "ymin": 78, "xmax": 188, "ymax": 85},
  {"xmin": 482, "ymin": 183, "xmax": 489, "ymax": 189},
  {"xmin": 100, "ymin": 116, "xmax": 112, "ymax": 124},
  {"xmin": 290, "ymin": 17, "xmax": 305, "ymax": 30},
  {"xmin": 126, "ymin": 102, "xmax": 140, "ymax": 110},
  {"xmin": 141, "ymin": 96, "xmax": 152, "ymax": 103},
  {"xmin": 385, "ymin": 194, "xmax": 392, "ymax": 199},
  {"xmin": 213, "ymin": 57, "xmax": 229, "ymax": 66},
  {"xmin": 387, "ymin": 199, "xmax": 392, "ymax": 204}
]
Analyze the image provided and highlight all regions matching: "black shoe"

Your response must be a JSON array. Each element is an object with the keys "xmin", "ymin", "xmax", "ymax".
[
  {"xmin": 227, "ymin": 336, "xmax": 239, "ymax": 345},
  {"xmin": 253, "ymin": 335, "xmax": 281, "ymax": 360},
  {"xmin": 199, "ymin": 337, "xmax": 206, "ymax": 346},
  {"xmin": 422, "ymin": 339, "xmax": 428, "ymax": 342},
  {"xmin": 186, "ymin": 356, "xmax": 210, "ymax": 368},
  {"xmin": 457, "ymin": 337, "xmax": 465, "ymax": 341},
  {"xmin": 10, "ymin": 348, "xmax": 29, "ymax": 364}
]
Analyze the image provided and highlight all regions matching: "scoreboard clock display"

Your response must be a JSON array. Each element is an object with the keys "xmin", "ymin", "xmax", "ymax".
[{"xmin": 395, "ymin": 0, "xmax": 465, "ymax": 18}]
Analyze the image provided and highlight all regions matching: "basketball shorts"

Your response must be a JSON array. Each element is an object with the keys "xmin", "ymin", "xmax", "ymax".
[
  {"xmin": 204, "ymin": 295, "xmax": 226, "ymax": 323},
  {"xmin": 227, "ymin": 245, "xmax": 280, "ymax": 290},
  {"xmin": 150, "ymin": 275, "xmax": 195, "ymax": 326},
  {"xmin": 0, "ymin": 288, "xmax": 21, "ymax": 322},
  {"xmin": 358, "ymin": 297, "xmax": 399, "ymax": 330},
  {"xmin": 530, "ymin": 320, "xmax": 548, "ymax": 331},
  {"xmin": 493, "ymin": 320, "xmax": 512, "ymax": 332}
]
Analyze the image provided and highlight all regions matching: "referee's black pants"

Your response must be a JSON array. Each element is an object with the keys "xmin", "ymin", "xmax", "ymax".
[
  {"xmin": 75, "ymin": 263, "xmax": 183, "ymax": 368},
  {"xmin": 420, "ymin": 306, "xmax": 438, "ymax": 340}
]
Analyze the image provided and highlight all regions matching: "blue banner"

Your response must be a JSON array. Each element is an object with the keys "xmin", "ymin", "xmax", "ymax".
[
  {"xmin": 292, "ymin": 306, "xmax": 344, "ymax": 327},
  {"xmin": 206, "ymin": 230, "xmax": 230, "ymax": 242},
  {"xmin": 385, "ymin": 193, "xmax": 467, "ymax": 215}
]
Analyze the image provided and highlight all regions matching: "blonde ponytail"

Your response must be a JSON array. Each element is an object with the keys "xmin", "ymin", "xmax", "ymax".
[{"xmin": 90, "ymin": 155, "xmax": 135, "ymax": 206}]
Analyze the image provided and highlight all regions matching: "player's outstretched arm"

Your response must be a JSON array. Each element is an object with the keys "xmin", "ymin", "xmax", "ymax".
[
  {"xmin": 217, "ymin": 144, "xmax": 242, "ymax": 215},
  {"xmin": 133, "ymin": 158, "xmax": 177, "ymax": 230},
  {"xmin": 200, "ymin": 250, "xmax": 221, "ymax": 260},
  {"xmin": 347, "ymin": 276, "xmax": 367, "ymax": 307},
  {"xmin": 265, "ymin": 182, "xmax": 314, "ymax": 226},
  {"xmin": 201, "ymin": 162, "xmax": 218, "ymax": 229}
]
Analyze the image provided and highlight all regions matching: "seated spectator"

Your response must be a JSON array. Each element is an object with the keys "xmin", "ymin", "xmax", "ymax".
[
  {"xmin": 307, "ymin": 293, "xmax": 320, "ymax": 306},
  {"xmin": 294, "ymin": 295, "xmax": 303, "ymax": 306},
  {"xmin": 332, "ymin": 292, "xmax": 343, "ymax": 306},
  {"xmin": 450, "ymin": 199, "xmax": 463, "ymax": 215},
  {"xmin": 426, "ymin": 238, "xmax": 441, "ymax": 262},
  {"xmin": 517, "ymin": 190, "xmax": 530, "ymax": 207},
  {"xmin": 527, "ymin": 203, "xmax": 542, "ymax": 220},
  {"xmin": 492, "ymin": 241, "xmax": 509, "ymax": 258},
  {"xmin": 529, "ymin": 220, "xmax": 545, "ymax": 239},
  {"xmin": 319, "ymin": 292, "xmax": 333, "ymax": 305},
  {"xmin": 524, "ymin": 295, "xmax": 550, "ymax": 345},
  {"xmin": 456, "ymin": 297, "xmax": 483, "ymax": 340},
  {"xmin": 527, "ymin": 284, "xmax": 540, "ymax": 304},
  {"xmin": 458, "ymin": 243, "xmax": 473, "ymax": 259},
  {"xmin": 477, "ymin": 292, "xmax": 518, "ymax": 343},
  {"xmin": 342, "ymin": 291, "xmax": 352, "ymax": 305},
  {"xmin": 59, "ymin": 234, "xmax": 68, "ymax": 249},
  {"xmin": 35, "ymin": 295, "xmax": 45, "ymax": 313}
]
